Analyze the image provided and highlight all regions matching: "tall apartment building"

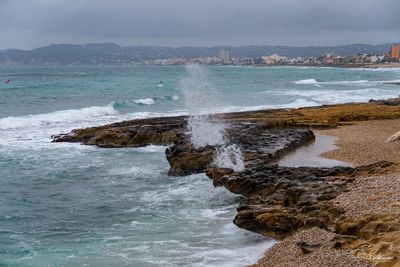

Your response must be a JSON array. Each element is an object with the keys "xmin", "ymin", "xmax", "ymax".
[
  {"xmin": 390, "ymin": 45, "xmax": 400, "ymax": 59},
  {"xmin": 218, "ymin": 50, "xmax": 230, "ymax": 62}
]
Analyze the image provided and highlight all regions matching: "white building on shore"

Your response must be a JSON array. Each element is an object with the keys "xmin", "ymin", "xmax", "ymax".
[{"xmin": 218, "ymin": 50, "xmax": 230, "ymax": 63}]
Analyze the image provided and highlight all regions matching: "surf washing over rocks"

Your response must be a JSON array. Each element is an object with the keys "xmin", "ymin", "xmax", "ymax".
[
  {"xmin": 182, "ymin": 65, "xmax": 245, "ymax": 172},
  {"xmin": 1, "ymin": 65, "xmax": 400, "ymax": 266}
]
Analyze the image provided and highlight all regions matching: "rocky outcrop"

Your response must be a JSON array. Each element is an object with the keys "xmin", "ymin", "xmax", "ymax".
[
  {"xmin": 335, "ymin": 212, "xmax": 400, "ymax": 267},
  {"xmin": 166, "ymin": 123, "xmax": 315, "ymax": 176},
  {"xmin": 52, "ymin": 100, "xmax": 400, "ymax": 147},
  {"xmin": 204, "ymin": 162, "xmax": 393, "ymax": 239},
  {"xmin": 52, "ymin": 116, "xmax": 186, "ymax": 147},
  {"xmin": 52, "ymin": 99, "xmax": 400, "ymax": 266},
  {"xmin": 369, "ymin": 97, "xmax": 400, "ymax": 106}
]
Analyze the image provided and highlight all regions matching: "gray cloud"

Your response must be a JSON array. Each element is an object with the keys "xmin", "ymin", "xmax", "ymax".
[{"xmin": 0, "ymin": 0, "xmax": 399, "ymax": 49}]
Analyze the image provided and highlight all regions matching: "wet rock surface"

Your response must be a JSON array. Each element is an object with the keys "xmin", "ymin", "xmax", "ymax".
[
  {"xmin": 206, "ymin": 161, "xmax": 394, "ymax": 239},
  {"xmin": 52, "ymin": 116, "xmax": 186, "ymax": 147},
  {"xmin": 52, "ymin": 100, "xmax": 400, "ymax": 266},
  {"xmin": 52, "ymin": 100, "xmax": 400, "ymax": 147},
  {"xmin": 369, "ymin": 97, "xmax": 400, "ymax": 106},
  {"xmin": 166, "ymin": 123, "xmax": 315, "ymax": 176}
]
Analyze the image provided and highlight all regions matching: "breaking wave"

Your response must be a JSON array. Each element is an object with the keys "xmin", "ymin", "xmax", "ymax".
[
  {"xmin": 293, "ymin": 78, "xmax": 400, "ymax": 86},
  {"xmin": 320, "ymin": 80, "xmax": 369, "ymax": 85},
  {"xmin": 293, "ymin": 79, "xmax": 318, "ymax": 84},
  {"xmin": 280, "ymin": 88, "xmax": 400, "ymax": 105},
  {"xmin": 0, "ymin": 103, "xmax": 118, "ymax": 130},
  {"xmin": 294, "ymin": 79, "xmax": 370, "ymax": 85},
  {"xmin": 134, "ymin": 98, "xmax": 156, "ymax": 105}
]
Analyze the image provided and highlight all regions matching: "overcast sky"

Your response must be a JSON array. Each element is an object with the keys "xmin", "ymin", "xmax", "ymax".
[{"xmin": 0, "ymin": 0, "xmax": 399, "ymax": 50}]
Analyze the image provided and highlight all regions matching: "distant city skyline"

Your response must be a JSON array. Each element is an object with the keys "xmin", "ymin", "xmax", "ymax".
[{"xmin": 0, "ymin": 0, "xmax": 398, "ymax": 50}]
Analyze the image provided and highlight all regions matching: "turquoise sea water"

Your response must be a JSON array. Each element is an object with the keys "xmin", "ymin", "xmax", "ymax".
[{"xmin": 0, "ymin": 65, "xmax": 399, "ymax": 266}]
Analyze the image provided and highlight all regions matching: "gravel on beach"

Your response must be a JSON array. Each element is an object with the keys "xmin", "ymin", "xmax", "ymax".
[
  {"xmin": 319, "ymin": 119, "xmax": 400, "ymax": 166},
  {"xmin": 252, "ymin": 119, "xmax": 400, "ymax": 267},
  {"xmin": 250, "ymin": 228, "xmax": 370, "ymax": 267},
  {"xmin": 332, "ymin": 173, "xmax": 400, "ymax": 217}
]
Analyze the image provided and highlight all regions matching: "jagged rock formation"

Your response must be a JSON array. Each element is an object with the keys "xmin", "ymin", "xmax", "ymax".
[
  {"xmin": 52, "ymin": 101, "xmax": 400, "ymax": 146},
  {"xmin": 206, "ymin": 161, "xmax": 394, "ymax": 238},
  {"xmin": 166, "ymin": 123, "xmax": 314, "ymax": 176},
  {"xmin": 52, "ymin": 116, "xmax": 186, "ymax": 147},
  {"xmin": 52, "ymin": 100, "xmax": 400, "ymax": 266}
]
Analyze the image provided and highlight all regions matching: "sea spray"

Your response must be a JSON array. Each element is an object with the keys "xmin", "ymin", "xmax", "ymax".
[
  {"xmin": 181, "ymin": 65, "xmax": 220, "ymax": 112},
  {"xmin": 180, "ymin": 65, "xmax": 245, "ymax": 171},
  {"xmin": 214, "ymin": 144, "xmax": 245, "ymax": 172},
  {"xmin": 181, "ymin": 65, "xmax": 226, "ymax": 148},
  {"xmin": 187, "ymin": 115, "xmax": 226, "ymax": 148}
]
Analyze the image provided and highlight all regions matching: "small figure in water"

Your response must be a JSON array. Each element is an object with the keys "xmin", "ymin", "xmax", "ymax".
[
  {"xmin": 157, "ymin": 81, "xmax": 164, "ymax": 87},
  {"xmin": 5, "ymin": 79, "xmax": 11, "ymax": 84}
]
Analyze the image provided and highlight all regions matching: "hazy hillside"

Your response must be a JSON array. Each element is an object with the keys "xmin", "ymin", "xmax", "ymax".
[{"xmin": 0, "ymin": 43, "xmax": 392, "ymax": 65}]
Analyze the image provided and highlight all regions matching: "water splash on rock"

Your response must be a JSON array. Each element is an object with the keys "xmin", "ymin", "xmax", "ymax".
[
  {"xmin": 187, "ymin": 115, "xmax": 226, "ymax": 148},
  {"xmin": 181, "ymin": 65, "xmax": 245, "ymax": 171},
  {"xmin": 214, "ymin": 144, "xmax": 245, "ymax": 172},
  {"xmin": 181, "ymin": 65, "xmax": 226, "ymax": 148}
]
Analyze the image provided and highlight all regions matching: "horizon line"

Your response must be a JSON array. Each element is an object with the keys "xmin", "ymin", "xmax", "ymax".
[{"xmin": 1, "ymin": 42, "xmax": 398, "ymax": 52}]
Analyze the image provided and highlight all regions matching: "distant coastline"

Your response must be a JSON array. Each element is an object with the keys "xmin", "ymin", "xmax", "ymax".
[{"xmin": 0, "ymin": 42, "xmax": 397, "ymax": 66}]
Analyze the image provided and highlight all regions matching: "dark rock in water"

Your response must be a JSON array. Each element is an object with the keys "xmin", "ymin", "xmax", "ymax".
[
  {"xmin": 166, "ymin": 141, "xmax": 216, "ymax": 176},
  {"xmin": 51, "ymin": 101, "xmax": 400, "ymax": 265},
  {"xmin": 52, "ymin": 116, "xmax": 187, "ymax": 147},
  {"xmin": 166, "ymin": 123, "xmax": 315, "ymax": 176},
  {"xmin": 162, "ymin": 119, "xmax": 396, "ymax": 242},
  {"xmin": 52, "ymin": 100, "xmax": 400, "ymax": 147},
  {"xmin": 207, "ymin": 161, "xmax": 394, "ymax": 240},
  {"xmin": 368, "ymin": 97, "xmax": 400, "ymax": 106}
]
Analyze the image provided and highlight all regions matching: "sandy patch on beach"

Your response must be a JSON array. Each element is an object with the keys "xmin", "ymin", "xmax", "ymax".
[{"xmin": 318, "ymin": 119, "xmax": 400, "ymax": 166}]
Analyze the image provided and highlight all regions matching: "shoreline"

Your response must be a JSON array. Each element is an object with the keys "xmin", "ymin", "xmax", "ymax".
[
  {"xmin": 319, "ymin": 119, "xmax": 400, "ymax": 166},
  {"xmin": 253, "ymin": 120, "xmax": 400, "ymax": 266},
  {"xmin": 53, "ymin": 100, "xmax": 400, "ymax": 267}
]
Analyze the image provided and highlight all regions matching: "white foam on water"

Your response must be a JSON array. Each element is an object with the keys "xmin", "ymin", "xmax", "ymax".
[
  {"xmin": 214, "ymin": 144, "xmax": 245, "ymax": 172},
  {"xmin": 108, "ymin": 165, "xmax": 162, "ymax": 177},
  {"xmin": 280, "ymin": 88, "xmax": 400, "ymax": 105},
  {"xmin": 0, "ymin": 106, "xmax": 186, "ymax": 151},
  {"xmin": 133, "ymin": 98, "xmax": 156, "ymax": 105},
  {"xmin": 283, "ymin": 98, "xmax": 320, "ymax": 108},
  {"xmin": 200, "ymin": 209, "xmax": 231, "ymax": 219},
  {"xmin": 319, "ymin": 79, "xmax": 369, "ymax": 85},
  {"xmin": 375, "ymin": 79, "xmax": 400, "ymax": 84},
  {"xmin": 293, "ymin": 78, "xmax": 318, "ymax": 84},
  {"xmin": 188, "ymin": 223, "xmax": 276, "ymax": 267},
  {"xmin": 0, "ymin": 103, "xmax": 118, "ymax": 130},
  {"xmin": 294, "ymin": 79, "xmax": 371, "ymax": 86},
  {"xmin": 213, "ymin": 99, "xmax": 319, "ymax": 114},
  {"xmin": 351, "ymin": 67, "xmax": 400, "ymax": 72},
  {"xmin": 133, "ymin": 145, "xmax": 167, "ymax": 153},
  {"xmin": 294, "ymin": 78, "xmax": 400, "ymax": 87}
]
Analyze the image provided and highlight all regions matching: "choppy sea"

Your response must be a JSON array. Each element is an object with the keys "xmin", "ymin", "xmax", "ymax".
[{"xmin": 0, "ymin": 65, "xmax": 399, "ymax": 266}]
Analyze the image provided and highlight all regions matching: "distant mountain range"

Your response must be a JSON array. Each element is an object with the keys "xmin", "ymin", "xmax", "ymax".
[{"xmin": 0, "ymin": 43, "xmax": 394, "ymax": 66}]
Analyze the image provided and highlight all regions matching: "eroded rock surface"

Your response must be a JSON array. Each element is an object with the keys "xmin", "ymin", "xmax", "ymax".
[
  {"xmin": 52, "ymin": 100, "xmax": 400, "ymax": 147},
  {"xmin": 205, "ymin": 162, "xmax": 392, "ymax": 239},
  {"xmin": 166, "ymin": 123, "xmax": 315, "ymax": 176},
  {"xmin": 52, "ymin": 100, "xmax": 400, "ymax": 266},
  {"xmin": 52, "ymin": 116, "xmax": 186, "ymax": 147}
]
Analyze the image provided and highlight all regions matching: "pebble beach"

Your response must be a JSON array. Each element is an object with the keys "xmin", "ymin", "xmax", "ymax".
[{"xmin": 253, "ymin": 119, "xmax": 400, "ymax": 267}]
